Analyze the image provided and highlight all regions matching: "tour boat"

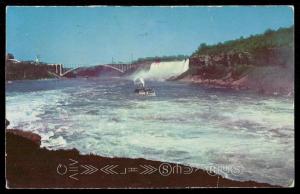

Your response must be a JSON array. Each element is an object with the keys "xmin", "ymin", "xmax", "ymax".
[{"xmin": 134, "ymin": 77, "xmax": 156, "ymax": 96}]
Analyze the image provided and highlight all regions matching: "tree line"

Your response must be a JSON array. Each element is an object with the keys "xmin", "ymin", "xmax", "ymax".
[
  {"xmin": 192, "ymin": 25, "xmax": 294, "ymax": 56},
  {"xmin": 132, "ymin": 55, "xmax": 189, "ymax": 64}
]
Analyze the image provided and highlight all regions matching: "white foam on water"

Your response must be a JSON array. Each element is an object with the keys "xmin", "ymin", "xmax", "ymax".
[
  {"xmin": 40, "ymin": 131, "xmax": 55, "ymax": 141},
  {"xmin": 5, "ymin": 79, "xmax": 294, "ymax": 187},
  {"xmin": 41, "ymin": 135, "xmax": 67, "ymax": 149},
  {"xmin": 6, "ymin": 90, "xmax": 68, "ymax": 132}
]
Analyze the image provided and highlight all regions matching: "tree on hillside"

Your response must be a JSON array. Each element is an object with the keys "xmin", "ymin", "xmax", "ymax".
[
  {"xmin": 193, "ymin": 26, "xmax": 294, "ymax": 56},
  {"xmin": 264, "ymin": 28, "xmax": 275, "ymax": 35},
  {"xmin": 6, "ymin": 53, "xmax": 14, "ymax": 60}
]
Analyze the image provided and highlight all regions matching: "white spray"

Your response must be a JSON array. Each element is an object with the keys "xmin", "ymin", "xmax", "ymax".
[
  {"xmin": 134, "ymin": 77, "xmax": 145, "ymax": 87},
  {"xmin": 131, "ymin": 59, "xmax": 189, "ymax": 81}
]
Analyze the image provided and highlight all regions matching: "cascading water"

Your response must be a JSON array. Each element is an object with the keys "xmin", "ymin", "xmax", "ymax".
[{"xmin": 132, "ymin": 59, "xmax": 189, "ymax": 81}]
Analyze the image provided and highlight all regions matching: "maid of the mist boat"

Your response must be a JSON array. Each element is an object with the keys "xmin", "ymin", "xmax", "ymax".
[{"xmin": 134, "ymin": 78, "xmax": 156, "ymax": 96}]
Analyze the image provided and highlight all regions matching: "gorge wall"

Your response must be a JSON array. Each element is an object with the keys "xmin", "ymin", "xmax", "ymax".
[{"xmin": 177, "ymin": 46, "xmax": 294, "ymax": 96}]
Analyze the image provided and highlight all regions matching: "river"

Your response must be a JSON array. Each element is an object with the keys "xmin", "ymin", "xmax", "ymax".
[{"xmin": 5, "ymin": 77, "xmax": 294, "ymax": 187}]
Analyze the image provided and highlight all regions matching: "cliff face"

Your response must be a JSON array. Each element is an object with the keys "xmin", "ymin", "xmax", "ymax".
[
  {"xmin": 181, "ymin": 26, "xmax": 294, "ymax": 96},
  {"xmin": 180, "ymin": 47, "xmax": 294, "ymax": 95},
  {"xmin": 190, "ymin": 47, "xmax": 293, "ymax": 73},
  {"xmin": 190, "ymin": 51, "xmax": 251, "ymax": 69}
]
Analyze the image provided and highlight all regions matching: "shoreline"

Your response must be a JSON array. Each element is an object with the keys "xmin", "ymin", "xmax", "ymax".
[
  {"xmin": 177, "ymin": 75, "xmax": 294, "ymax": 97},
  {"xmin": 6, "ymin": 129, "xmax": 279, "ymax": 188}
]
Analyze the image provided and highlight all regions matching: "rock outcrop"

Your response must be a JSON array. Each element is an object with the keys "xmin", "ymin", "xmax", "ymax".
[
  {"xmin": 6, "ymin": 129, "xmax": 41, "ymax": 146},
  {"xmin": 179, "ymin": 46, "xmax": 294, "ymax": 96}
]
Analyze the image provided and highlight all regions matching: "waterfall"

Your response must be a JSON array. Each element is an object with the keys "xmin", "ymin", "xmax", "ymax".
[{"xmin": 132, "ymin": 59, "xmax": 189, "ymax": 81}]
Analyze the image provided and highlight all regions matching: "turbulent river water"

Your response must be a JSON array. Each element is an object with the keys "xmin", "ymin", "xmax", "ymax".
[{"xmin": 5, "ymin": 78, "xmax": 294, "ymax": 187}]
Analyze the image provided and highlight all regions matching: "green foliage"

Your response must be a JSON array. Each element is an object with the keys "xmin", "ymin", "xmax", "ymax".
[
  {"xmin": 192, "ymin": 25, "xmax": 294, "ymax": 56},
  {"xmin": 5, "ymin": 60, "xmax": 56, "ymax": 80},
  {"xmin": 6, "ymin": 53, "xmax": 14, "ymax": 60},
  {"xmin": 132, "ymin": 54, "xmax": 189, "ymax": 64}
]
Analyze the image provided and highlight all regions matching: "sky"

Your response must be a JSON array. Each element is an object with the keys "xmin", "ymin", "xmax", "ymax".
[{"xmin": 6, "ymin": 6, "xmax": 294, "ymax": 66}]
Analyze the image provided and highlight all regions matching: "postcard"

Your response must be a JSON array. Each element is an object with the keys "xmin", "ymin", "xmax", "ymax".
[{"xmin": 5, "ymin": 5, "xmax": 294, "ymax": 188}]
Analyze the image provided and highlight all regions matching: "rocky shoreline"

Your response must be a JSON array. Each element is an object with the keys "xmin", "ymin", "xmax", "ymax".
[
  {"xmin": 178, "ymin": 71, "xmax": 294, "ymax": 97},
  {"xmin": 5, "ymin": 129, "xmax": 278, "ymax": 188},
  {"xmin": 178, "ymin": 75, "xmax": 249, "ymax": 90}
]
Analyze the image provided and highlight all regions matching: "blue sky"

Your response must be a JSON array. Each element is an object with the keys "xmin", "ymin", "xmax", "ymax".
[{"xmin": 6, "ymin": 6, "xmax": 294, "ymax": 66}]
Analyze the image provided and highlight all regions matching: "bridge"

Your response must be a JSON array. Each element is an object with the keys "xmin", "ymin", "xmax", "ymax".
[
  {"xmin": 48, "ymin": 63, "xmax": 136, "ymax": 78},
  {"xmin": 101, "ymin": 64, "xmax": 135, "ymax": 73}
]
